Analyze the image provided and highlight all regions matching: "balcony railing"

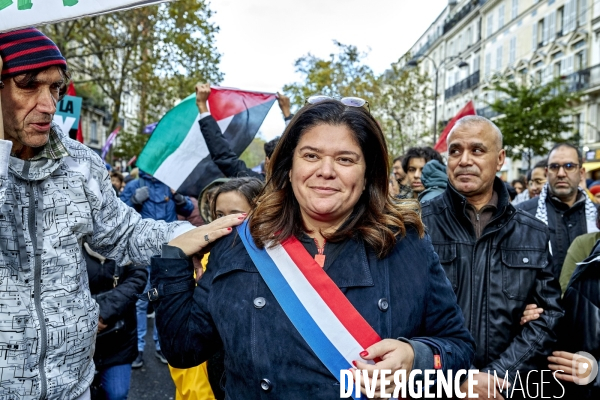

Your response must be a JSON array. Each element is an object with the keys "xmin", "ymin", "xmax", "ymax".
[
  {"xmin": 444, "ymin": 70, "xmax": 480, "ymax": 99},
  {"xmin": 562, "ymin": 63, "xmax": 600, "ymax": 92},
  {"xmin": 443, "ymin": 0, "xmax": 485, "ymax": 34}
]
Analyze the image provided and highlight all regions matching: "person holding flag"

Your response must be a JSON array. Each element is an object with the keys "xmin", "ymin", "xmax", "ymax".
[
  {"xmin": 148, "ymin": 98, "xmax": 475, "ymax": 398},
  {"xmin": 0, "ymin": 28, "xmax": 242, "ymax": 400},
  {"xmin": 194, "ymin": 83, "xmax": 292, "ymax": 180}
]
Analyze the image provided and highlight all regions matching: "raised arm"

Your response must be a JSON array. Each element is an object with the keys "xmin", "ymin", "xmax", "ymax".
[{"xmin": 195, "ymin": 83, "xmax": 262, "ymax": 179}]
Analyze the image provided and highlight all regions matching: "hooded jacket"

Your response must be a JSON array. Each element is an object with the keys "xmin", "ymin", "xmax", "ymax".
[
  {"xmin": 0, "ymin": 127, "xmax": 192, "ymax": 400},
  {"xmin": 418, "ymin": 159, "xmax": 447, "ymax": 203}
]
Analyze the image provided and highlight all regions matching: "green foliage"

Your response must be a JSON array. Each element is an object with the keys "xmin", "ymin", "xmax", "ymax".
[
  {"xmin": 486, "ymin": 76, "xmax": 582, "ymax": 160},
  {"xmin": 41, "ymin": 0, "xmax": 222, "ymax": 132},
  {"xmin": 282, "ymin": 44, "xmax": 431, "ymax": 159},
  {"xmin": 112, "ymin": 130, "xmax": 149, "ymax": 161},
  {"xmin": 375, "ymin": 53, "xmax": 432, "ymax": 157},
  {"xmin": 283, "ymin": 41, "xmax": 378, "ymax": 108},
  {"xmin": 239, "ymin": 137, "xmax": 266, "ymax": 170}
]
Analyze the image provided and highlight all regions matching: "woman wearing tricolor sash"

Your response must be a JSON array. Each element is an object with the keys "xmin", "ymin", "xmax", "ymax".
[{"xmin": 149, "ymin": 98, "xmax": 475, "ymax": 399}]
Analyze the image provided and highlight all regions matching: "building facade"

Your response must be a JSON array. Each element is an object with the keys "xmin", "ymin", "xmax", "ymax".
[{"xmin": 406, "ymin": 0, "xmax": 600, "ymax": 179}]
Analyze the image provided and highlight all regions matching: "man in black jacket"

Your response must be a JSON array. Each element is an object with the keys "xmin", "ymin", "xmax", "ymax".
[
  {"xmin": 421, "ymin": 116, "xmax": 563, "ymax": 399},
  {"xmin": 517, "ymin": 143, "xmax": 599, "ymax": 280},
  {"xmin": 194, "ymin": 83, "xmax": 292, "ymax": 180}
]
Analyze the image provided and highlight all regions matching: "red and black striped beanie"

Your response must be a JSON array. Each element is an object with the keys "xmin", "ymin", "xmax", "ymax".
[{"xmin": 0, "ymin": 28, "xmax": 67, "ymax": 80}]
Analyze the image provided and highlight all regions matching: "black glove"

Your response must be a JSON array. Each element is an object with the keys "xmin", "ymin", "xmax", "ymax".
[
  {"xmin": 132, "ymin": 186, "xmax": 150, "ymax": 205},
  {"xmin": 173, "ymin": 192, "xmax": 187, "ymax": 206}
]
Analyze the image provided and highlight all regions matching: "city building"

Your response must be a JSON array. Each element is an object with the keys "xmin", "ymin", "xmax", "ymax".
[{"xmin": 405, "ymin": 0, "xmax": 600, "ymax": 180}]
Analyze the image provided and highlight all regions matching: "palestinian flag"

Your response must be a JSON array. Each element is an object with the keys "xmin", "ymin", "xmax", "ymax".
[{"xmin": 137, "ymin": 86, "xmax": 276, "ymax": 197}]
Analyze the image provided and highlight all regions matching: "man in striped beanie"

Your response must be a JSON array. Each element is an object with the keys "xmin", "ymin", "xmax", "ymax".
[
  {"xmin": 0, "ymin": 28, "xmax": 215, "ymax": 400},
  {"xmin": 0, "ymin": 28, "xmax": 68, "ymax": 159}
]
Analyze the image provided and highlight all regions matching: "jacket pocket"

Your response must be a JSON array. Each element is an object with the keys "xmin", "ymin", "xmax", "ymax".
[
  {"xmin": 501, "ymin": 249, "xmax": 547, "ymax": 301},
  {"xmin": 212, "ymin": 260, "xmax": 259, "ymax": 282},
  {"xmin": 436, "ymin": 243, "xmax": 458, "ymax": 291}
]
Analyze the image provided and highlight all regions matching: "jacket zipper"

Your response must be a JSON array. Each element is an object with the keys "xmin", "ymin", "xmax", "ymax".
[{"xmin": 23, "ymin": 162, "xmax": 48, "ymax": 400}]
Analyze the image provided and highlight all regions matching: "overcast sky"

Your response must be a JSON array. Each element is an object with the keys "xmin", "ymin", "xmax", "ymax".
[{"xmin": 208, "ymin": 0, "xmax": 448, "ymax": 140}]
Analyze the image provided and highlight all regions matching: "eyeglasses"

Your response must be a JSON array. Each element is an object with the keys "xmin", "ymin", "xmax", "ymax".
[
  {"xmin": 547, "ymin": 163, "xmax": 580, "ymax": 173},
  {"xmin": 305, "ymin": 95, "xmax": 370, "ymax": 112},
  {"xmin": 529, "ymin": 179, "xmax": 547, "ymax": 186}
]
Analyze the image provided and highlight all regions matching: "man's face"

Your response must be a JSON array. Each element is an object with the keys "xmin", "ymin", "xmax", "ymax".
[
  {"xmin": 392, "ymin": 160, "xmax": 406, "ymax": 183},
  {"xmin": 528, "ymin": 167, "xmax": 547, "ymax": 197},
  {"xmin": 1, "ymin": 67, "xmax": 64, "ymax": 151},
  {"xmin": 406, "ymin": 157, "xmax": 426, "ymax": 193},
  {"xmin": 447, "ymin": 123, "xmax": 505, "ymax": 198},
  {"xmin": 547, "ymin": 147, "xmax": 583, "ymax": 202}
]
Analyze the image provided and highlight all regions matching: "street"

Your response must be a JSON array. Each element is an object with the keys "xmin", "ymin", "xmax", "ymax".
[{"xmin": 129, "ymin": 316, "xmax": 176, "ymax": 400}]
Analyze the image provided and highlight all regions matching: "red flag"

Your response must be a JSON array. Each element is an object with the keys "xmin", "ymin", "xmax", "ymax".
[
  {"xmin": 66, "ymin": 82, "xmax": 85, "ymax": 143},
  {"xmin": 434, "ymin": 100, "xmax": 477, "ymax": 153}
]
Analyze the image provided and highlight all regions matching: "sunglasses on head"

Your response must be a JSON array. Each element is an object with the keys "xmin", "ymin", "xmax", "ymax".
[{"xmin": 305, "ymin": 95, "xmax": 370, "ymax": 112}]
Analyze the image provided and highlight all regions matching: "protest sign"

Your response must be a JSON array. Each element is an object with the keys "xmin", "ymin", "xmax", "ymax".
[
  {"xmin": 0, "ymin": 0, "xmax": 171, "ymax": 32},
  {"xmin": 53, "ymin": 95, "xmax": 82, "ymax": 139}
]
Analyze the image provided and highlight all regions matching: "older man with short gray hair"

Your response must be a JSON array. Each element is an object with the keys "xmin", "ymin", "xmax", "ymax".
[{"xmin": 421, "ymin": 115, "xmax": 562, "ymax": 399}]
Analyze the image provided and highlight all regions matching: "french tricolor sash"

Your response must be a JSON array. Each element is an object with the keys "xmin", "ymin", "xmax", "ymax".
[{"xmin": 237, "ymin": 220, "xmax": 382, "ymax": 394}]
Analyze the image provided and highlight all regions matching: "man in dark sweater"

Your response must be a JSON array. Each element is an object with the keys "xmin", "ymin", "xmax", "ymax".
[{"xmin": 517, "ymin": 143, "xmax": 599, "ymax": 280}]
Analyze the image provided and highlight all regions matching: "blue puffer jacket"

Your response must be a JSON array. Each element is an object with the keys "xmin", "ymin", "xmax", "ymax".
[
  {"xmin": 121, "ymin": 171, "xmax": 194, "ymax": 222},
  {"xmin": 151, "ymin": 227, "xmax": 475, "ymax": 399}
]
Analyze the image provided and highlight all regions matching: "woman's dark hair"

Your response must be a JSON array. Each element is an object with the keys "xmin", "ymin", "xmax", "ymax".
[
  {"xmin": 249, "ymin": 99, "xmax": 425, "ymax": 258},
  {"xmin": 210, "ymin": 177, "xmax": 264, "ymax": 220}
]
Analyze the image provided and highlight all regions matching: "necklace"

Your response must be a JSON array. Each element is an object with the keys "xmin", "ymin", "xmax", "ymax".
[{"xmin": 314, "ymin": 238, "xmax": 326, "ymax": 267}]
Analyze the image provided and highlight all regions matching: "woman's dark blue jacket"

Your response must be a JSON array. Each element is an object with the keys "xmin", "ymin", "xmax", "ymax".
[{"xmin": 150, "ymin": 227, "xmax": 475, "ymax": 399}]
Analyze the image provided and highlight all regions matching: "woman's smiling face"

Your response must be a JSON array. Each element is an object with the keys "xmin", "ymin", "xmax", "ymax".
[{"xmin": 289, "ymin": 123, "xmax": 366, "ymax": 228}]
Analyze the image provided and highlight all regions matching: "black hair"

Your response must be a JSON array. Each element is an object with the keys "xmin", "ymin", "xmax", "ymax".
[
  {"xmin": 401, "ymin": 147, "xmax": 444, "ymax": 173},
  {"xmin": 527, "ymin": 158, "xmax": 548, "ymax": 181},
  {"xmin": 548, "ymin": 143, "xmax": 582, "ymax": 165},
  {"xmin": 393, "ymin": 155, "xmax": 403, "ymax": 164},
  {"xmin": 264, "ymin": 137, "xmax": 280, "ymax": 158}
]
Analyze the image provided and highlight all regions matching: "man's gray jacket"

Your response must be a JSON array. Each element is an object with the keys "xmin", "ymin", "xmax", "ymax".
[{"xmin": 0, "ymin": 126, "xmax": 192, "ymax": 399}]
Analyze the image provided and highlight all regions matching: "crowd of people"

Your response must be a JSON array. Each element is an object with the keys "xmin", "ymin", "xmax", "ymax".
[{"xmin": 1, "ymin": 27, "xmax": 599, "ymax": 400}]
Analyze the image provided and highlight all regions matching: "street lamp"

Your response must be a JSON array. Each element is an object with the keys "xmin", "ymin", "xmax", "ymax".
[{"xmin": 408, "ymin": 56, "xmax": 469, "ymax": 145}]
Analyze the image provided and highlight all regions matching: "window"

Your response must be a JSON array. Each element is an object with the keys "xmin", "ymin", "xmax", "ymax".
[
  {"xmin": 550, "ymin": 11, "xmax": 557, "ymax": 42},
  {"xmin": 575, "ymin": 50, "xmax": 587, "ymax": 70},
  {"xmin": 557, "ymin": 7, "xmax": 564, "ymax": 36},
  {"xmin": 579, "ymin": 0, "xmax": 587, "ymax": 27},
  {"xmin": 564, "ymin": 0, "xmax": 577, "ymax": 34},
  {"xmin": 532, "ymin": 23, "xmax": 538, "ymax": 51},
  {"xmin": 496, "ymin": 46, "xmax": 503, "ymax": 70},
  {"xmin": 537, "ymin": 19, "xmax": 544, "ymax": 47},
  {"xmin": 485, "ymin": 52, "xmax": 491, "ymax": 77},
  {"xmin": 473, "ymin": 53, "xmax": 480, "ymax": 71},
  {"xmin": 458, "ymin": 34, "xmax": 463, "ymax": 52},
  {"xmin": 498, "ymin": 3, "xmax": 505, "ymax": 29},
  {"xmin": 542, "ymin": 16, "xmax": 549, "ymax": 45},
  {"xmin": 487, "ymin": 14, "xmax": 494, "ymax": 38},
  {"xmin": 553, "ymin": 61, "xmax": 562, "ymax": 77},
  {"xmin": 90, "ymin": 120, "xmax": 98, "ymax": 144},
  {"xmin": 509, "ymin": 37, "xmax": 516, "ymax": 65},
  {"xmin": 535, "ymin": 70, "xmax": 543, "ymax": 83},
  {"xmin": 449, "ymin": 41, "xmax": 454, "ymax": 56},
  {"xmin": 511, "ymin": 0, "xmax": 518, "ymax": 20}
]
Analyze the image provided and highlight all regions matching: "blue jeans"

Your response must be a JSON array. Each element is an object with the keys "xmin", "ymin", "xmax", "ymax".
[
  {"xmin": 98, "ymin": 364, "xmax": 132, "ymax": 400},
  {"xmin": 136, "ymin": 266, "xmax": 160, "ymax": 352}
]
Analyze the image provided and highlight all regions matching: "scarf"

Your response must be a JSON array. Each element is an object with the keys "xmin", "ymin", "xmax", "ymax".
[{"xmin": 535, "ymin": 184, "xmax": 599, "ymax": 234}]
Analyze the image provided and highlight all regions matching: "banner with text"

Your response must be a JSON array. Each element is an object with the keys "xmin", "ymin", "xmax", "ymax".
[
  {"xmin": 0, "ymin": 0, "xmax": 171, "ymax": 32},
  {"xmin": 53, "ymin": 95, "xmax": 82, "ymax": 136}
]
